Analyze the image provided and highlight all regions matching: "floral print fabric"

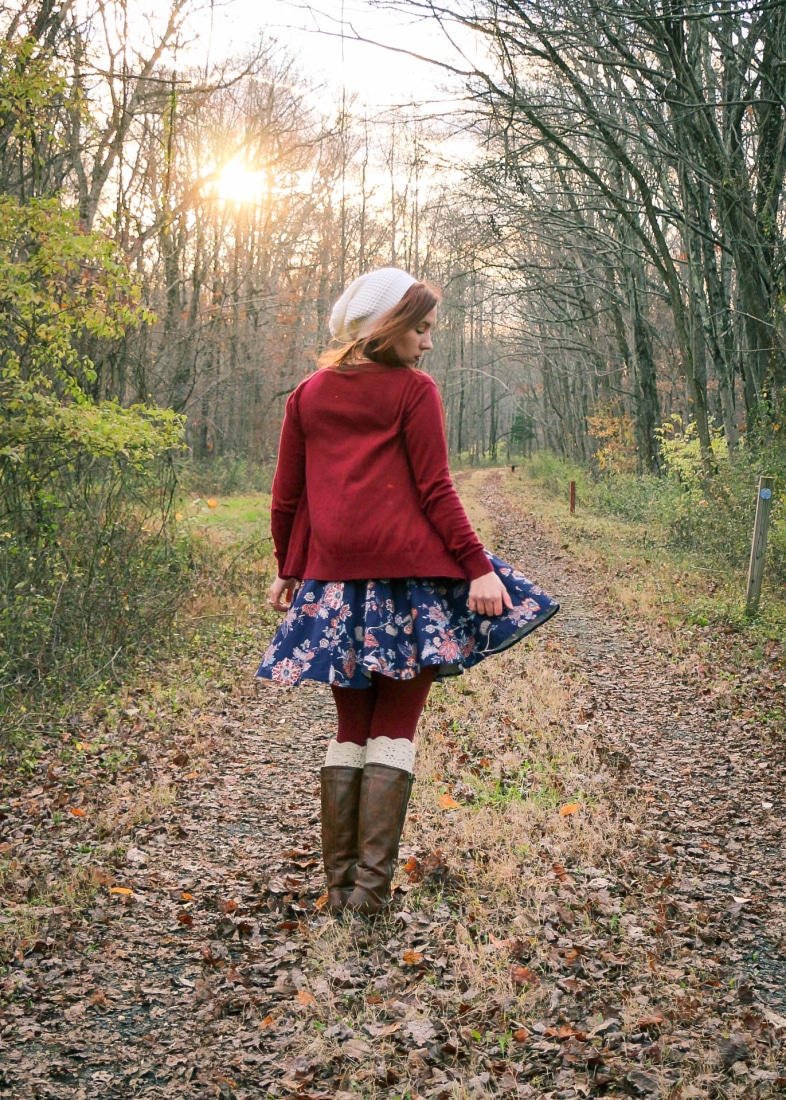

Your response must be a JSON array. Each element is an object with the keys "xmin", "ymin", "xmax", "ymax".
[{"xmin": 256, "ymin": 554, "xmax": 559, "ymax": 689}]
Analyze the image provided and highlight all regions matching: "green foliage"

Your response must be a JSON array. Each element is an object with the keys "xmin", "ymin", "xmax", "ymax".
[
  {"xmin": 508, "ymin": 409, "xmax": 535, "ymax": 457},
  {"xmin": 0, "ymin": 36, "xmax": 69, "ymax": 197},
  {"xmin": 524, "ymin": 430, "xmax": 785, "ymax": 587},
  {"xmin": 0, "ymin": 196, "xmax": 153, "ymax": 395},
  {"xmin": 0, "ymin": 197, "xmax": 188, "ymax": 726},
  {"xmin": 656, "ymin": 416, "xmax": 730, "ymax": 490}
]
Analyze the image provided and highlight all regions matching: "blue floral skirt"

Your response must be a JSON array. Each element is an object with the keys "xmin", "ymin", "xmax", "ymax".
[{"xmin": 255, "ymin": 553, "xmax": 559, "ymax": 689}]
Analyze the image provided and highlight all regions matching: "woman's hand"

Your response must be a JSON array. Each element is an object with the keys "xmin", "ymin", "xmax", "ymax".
[
  {"xmin": 468, "ymin": 572, "xmax": 514, "ymax": 618},
  {"xmin": 268, "ymin": 575, "xmax": 298, "ymax": 612}
]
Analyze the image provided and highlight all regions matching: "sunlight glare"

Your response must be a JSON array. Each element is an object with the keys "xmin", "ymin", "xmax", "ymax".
[{"xmin": 216, "ymin": 159, "xmax": 266, "ymax": 204}]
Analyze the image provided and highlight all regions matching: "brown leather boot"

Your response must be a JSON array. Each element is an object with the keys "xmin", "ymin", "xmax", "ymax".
[
  {"xmin": 320, "ymin": 766, "xmax": 363, "ymax": 913},
  {"xmin": 345, "ymin": 763, "xmax": 414, "ymax": 917}
]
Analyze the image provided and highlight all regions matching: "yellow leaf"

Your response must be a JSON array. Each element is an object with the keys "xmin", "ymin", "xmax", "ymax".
[
  {"xmin": 296, "ymin": 989, "xmax": 316, "ymax": 1006},
  {"xmin": 109, "ymin": 887, "xmax": 133, "ymax": 896},
  {"xmin": 75, "ymin": 741, "xmax": 90, "ymax": 751},
  {"xmin": 559, "ymin": 803, "xmax": 580, "ymax": 816},
  {"xmin": 438, "ymin": 793, "xmax": 460, "ymax": 810}
]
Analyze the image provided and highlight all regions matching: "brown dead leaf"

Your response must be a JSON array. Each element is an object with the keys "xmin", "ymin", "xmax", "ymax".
[
  {"xmin": 637, "ymin": 1015, "xmax": 664, "ymax": 1029},
  {"xmin": 438, "ymin": 793, "xmax": 460, "ymax": 809},
  {"xmin": 404, "ymin": 856, "xmax": 423, "ymax": 883},
  {"xmin": 401, "ymin": 950, "xmax": 424, "ymax": 967},
  {"xmin": 559, "ymin": 803, "xmax": 580, "ymax": 816},
  {"xmin": 513, "ymin": 1027, "xmax": 530, "ymax": 1042},
  {"xmin": 511, "ymin": 966, "xmax": 540, "ymax": 987},
  {"xmin": 177, "ymin": 912, "xmax": 194, "ymax": 927},
  {"xmin": 544, "ymin": 1025, "xmax": 587, "ymax": 1040},
  {"xmin": 296, "ymin": 989, "xmax": 316, "ymax": 1006}
]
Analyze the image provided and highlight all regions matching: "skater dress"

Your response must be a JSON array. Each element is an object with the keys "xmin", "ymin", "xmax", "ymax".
[{"xmin": 256, "ymin": 363, "xmax": 558, "ymax": 689}]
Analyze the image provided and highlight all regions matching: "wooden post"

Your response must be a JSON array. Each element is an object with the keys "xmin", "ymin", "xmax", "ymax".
[
  {"xmin": 569, "ymin": 480, "xmax": 576, "ymax": 514},
  {"xmin": 745, "ymin": 475, "xmax": 774, "ymax": 615}
]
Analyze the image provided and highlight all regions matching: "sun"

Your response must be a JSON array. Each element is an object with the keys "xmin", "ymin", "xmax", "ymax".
[{"xmin": 215, "ymin": 158, "xmax": 266, "ymax": 204}]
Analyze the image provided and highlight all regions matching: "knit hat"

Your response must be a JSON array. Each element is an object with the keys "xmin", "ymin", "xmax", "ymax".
[{"xmin": 329, "ymin": 267, "xmax": 417, "ymax": 343}]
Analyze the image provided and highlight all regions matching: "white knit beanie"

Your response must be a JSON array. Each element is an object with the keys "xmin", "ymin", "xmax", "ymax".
[{"xmin": 329, "ymin": 267, "xmax": 417, "ymax": 343}]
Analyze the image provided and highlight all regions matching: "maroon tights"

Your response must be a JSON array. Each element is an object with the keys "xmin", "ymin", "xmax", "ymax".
[{"xmin": 331, "ymin": 668, "xmax": 437, "ymax": 745}]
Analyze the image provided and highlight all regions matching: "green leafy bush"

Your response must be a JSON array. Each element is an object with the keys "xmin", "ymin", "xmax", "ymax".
[
  {"xmin": 524, "ymin": 428, "xmax": 784, "ymax": 587},
  {"xmin": 0, "ymin": 197, "xmax": 187, "ymax": 719}
]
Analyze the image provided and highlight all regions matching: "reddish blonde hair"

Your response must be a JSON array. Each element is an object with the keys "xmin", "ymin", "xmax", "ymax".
[{"xmin": 319, "ymin": 282, "xmax": 441, "ymax": 369}]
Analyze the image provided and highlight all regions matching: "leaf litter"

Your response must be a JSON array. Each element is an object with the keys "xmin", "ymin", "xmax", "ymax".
[{"xmin": 0, "ymin": 470, "xmax": 784, "ymax": 1098}]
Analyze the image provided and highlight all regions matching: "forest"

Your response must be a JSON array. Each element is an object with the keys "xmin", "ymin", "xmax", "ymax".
[
  {"xmin": 2, "ymin": 3, "xmax": 786, "ymax": 1097},
  {"xmin": 2, "ymin": 0, "xmax": 785, "ymax": 717}
]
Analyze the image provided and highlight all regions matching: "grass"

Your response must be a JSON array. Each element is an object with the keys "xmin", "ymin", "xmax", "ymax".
[
  {"xmin": 176, "ymin": 491, "xmax": 274, "ymax": 546},
  {"xmin": 499, "ymin": 460, "xmax": 786, "ymax": 657},
  {"xmin": 0, "ymin": 490, "xmax": 275, "ymax": 780}
]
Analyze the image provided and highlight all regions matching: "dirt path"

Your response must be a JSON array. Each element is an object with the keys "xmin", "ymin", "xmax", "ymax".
[
  {"xmin": 2, "ymin": 471, "xmax": 785, "ymax": 1099},
  {"xmin": 483, "ymin": 473, "xmax": 786, "ymax": 1011}
]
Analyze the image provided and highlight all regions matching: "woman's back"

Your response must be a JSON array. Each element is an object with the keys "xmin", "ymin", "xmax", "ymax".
[{"xmin": 272, "ymin": 363, "xmax": 490, "ymax": 582}]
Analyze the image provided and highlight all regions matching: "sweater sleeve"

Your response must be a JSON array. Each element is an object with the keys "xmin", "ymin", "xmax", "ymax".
[
  {"xmin": 270, "ymin": 388, "xmax": 306, "ymax": 575},
  {"xmin": 402, "ymin": 374, "xmax": 493, "ymax": 581}
]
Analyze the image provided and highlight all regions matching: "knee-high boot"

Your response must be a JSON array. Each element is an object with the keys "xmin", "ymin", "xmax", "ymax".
[
  {"xmin": 320, "ymin": 740, "xmax": 365, "ymax": 913},
  {"xmin": 346, "ymin": 738, "xmax": 415, "ymax": 917}
]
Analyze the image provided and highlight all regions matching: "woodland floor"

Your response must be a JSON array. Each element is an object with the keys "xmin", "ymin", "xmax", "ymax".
[{"xmin": 1, "ymin": 470, "xmax": 785, "ymax": 1100}]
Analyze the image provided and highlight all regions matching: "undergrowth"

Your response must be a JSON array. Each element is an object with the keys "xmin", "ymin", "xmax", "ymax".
[
  {"xmin": 0, "ymin": 489, "xmax": 275, "ymax": 787},
  {"xmin": 512, "ymin": 447, "xmax": 786, "ymax": 640}
]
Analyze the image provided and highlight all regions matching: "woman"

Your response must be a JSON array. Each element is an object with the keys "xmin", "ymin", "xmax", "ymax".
[{"xmin": 257, "ymin": 267, "xmax": 558, "ymax": 917}]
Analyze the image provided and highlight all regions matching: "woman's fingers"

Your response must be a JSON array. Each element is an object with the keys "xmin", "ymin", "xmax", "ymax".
[
  {"xmin": 468, "ymin": 573, "xmax": 514, "ymax": 618},
  {"xmin": 268, "ymin": 576, "xmax": 297, "ymax": 612}
]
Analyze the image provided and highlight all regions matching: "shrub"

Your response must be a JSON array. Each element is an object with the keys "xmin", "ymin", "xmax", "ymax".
[{"xmin": 0, "ymin": 196, "xmax": 187, "ymax": 726}]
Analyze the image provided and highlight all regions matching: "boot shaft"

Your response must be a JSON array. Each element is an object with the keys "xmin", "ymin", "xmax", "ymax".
[{"xmin": 347, "ymin": 762, "xmax": 414, "ymax": 916}]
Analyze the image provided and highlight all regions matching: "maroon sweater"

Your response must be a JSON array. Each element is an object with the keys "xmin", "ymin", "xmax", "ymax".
[{"xmin": 270, "ymin": 363, "xmax": 492, "ymax": 582}]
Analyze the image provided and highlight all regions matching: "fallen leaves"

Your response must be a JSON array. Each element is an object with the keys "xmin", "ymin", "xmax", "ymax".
[
  {"xmin": 510, "ymin": 965, "xmax": 540, "ymax": 987},
  {"xmin": 2, "ymin": 475, "xmax": 786, "ymax": 1100}
]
